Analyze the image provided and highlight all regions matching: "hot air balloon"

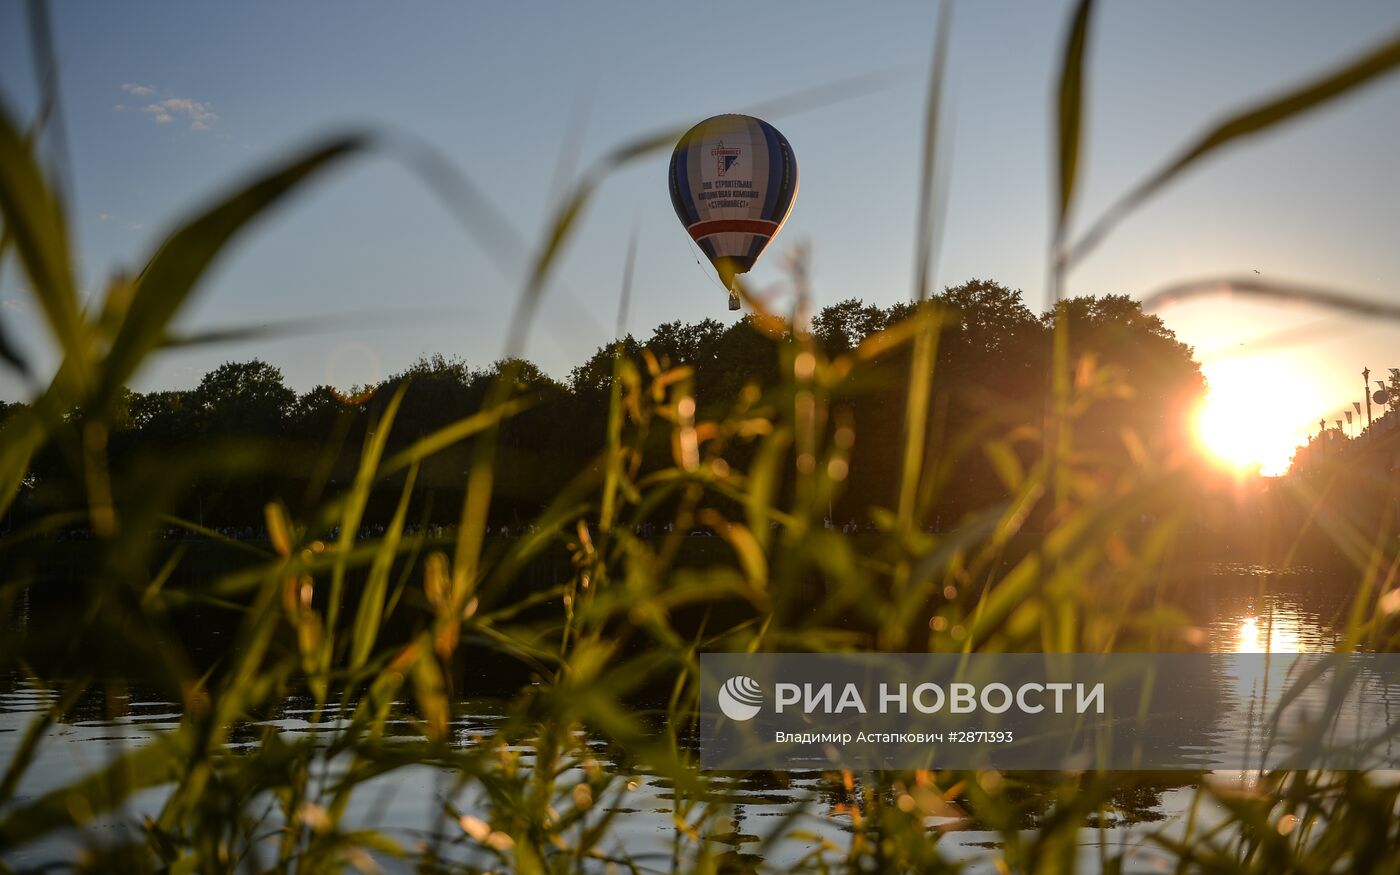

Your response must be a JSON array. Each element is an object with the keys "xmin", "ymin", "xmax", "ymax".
[{"xmin": 669, "ymin": 114, "xmax": 798, "ymax": 310}]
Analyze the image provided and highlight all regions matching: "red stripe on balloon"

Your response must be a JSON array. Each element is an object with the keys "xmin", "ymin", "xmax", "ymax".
[{"xmin": 687, "ymin": 219, "xmax": 779, "ymax": 241}]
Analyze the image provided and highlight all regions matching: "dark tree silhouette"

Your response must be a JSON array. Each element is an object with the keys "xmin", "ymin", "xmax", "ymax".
[
  {"xmin": 1, "ymin": 283, "xmax": 1207, "ymax": 535},
  {"xmin": 194, "ymin": 360, "xmax": 296, "ymax": 437}
]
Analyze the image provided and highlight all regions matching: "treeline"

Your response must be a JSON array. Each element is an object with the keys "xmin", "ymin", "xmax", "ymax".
[{"xmin": 0, "ymin": 281, "xmax": 1205, "ymax": 534}]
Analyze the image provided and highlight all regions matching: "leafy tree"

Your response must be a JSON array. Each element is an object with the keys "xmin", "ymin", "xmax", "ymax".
[
  {"xmin": 568, "ymin": 336, "xmax": 641, "ymax": 396},
  {"xmin": 193, "ymin": 360, "xmax": 296, "ymax": 437},
  {"xmin": 289, "ymin": 386, "xmax": 362, "ymax": 439},
  {"xmin": 1049, "ymin": 294, "xmax": 1204, "ymax": 455},
  {"xmin": 129, "ymin": 390, "xmax": 196, "ymax": 442},
  {"xmin": 812, "ymin": 299, "xmax": 888, "ymax": 357},
  {"xmin": 645, "ymin": 319, "xmax": 725, "ymax": 371},
  {"xmin": 5, "ymin": 282, "xmax": 1211, "ymax": 533},
  {"xmin": 697, "ymin": 317, "xmax": 782, "ymax": 405},
  {"xmin": 491, "ymin": 358, "xmax": 575, "ymax": 517},
  {"xmin": 935, "ymin": 278, "xmax": 1042, "ymax": 366},
  {"xmin": 376, "ymin": 355, "xmax": 477, "ymax": 441}
]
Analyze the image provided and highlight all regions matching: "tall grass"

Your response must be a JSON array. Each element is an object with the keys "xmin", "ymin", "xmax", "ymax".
[{"xmin": 4, "ymin": 1, "xmax": 1400, "ymax": 872}]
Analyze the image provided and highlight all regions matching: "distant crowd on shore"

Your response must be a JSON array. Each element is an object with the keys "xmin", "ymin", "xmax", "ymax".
[{"xmin": 24, "ymin": 516, "xmax": 937, "ymax": 543}]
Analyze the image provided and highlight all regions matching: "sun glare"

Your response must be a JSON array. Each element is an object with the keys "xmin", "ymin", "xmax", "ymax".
[{"xmin": 1194, "ymin": 359, "xmax": 1322, "ymax": 477}]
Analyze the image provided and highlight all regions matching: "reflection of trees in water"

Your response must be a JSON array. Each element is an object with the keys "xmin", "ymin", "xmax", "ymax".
[
  {"xmin": 1, "ymin": 585, "xmax": 29, "ymax": 636},
  {"xmin": 0, "ymin": 679, "xmax": 1255, "ymax": 851},
  {"xmin": 0, "ymin": 672, "xmax": 1225, "ymax": 838},
  {"xmin": 0, "ymin": 677, "xmax": 152, "ymax": 726},
  {"xmin": 676, "ymin": 768, "xmax": 1205, "ymax": 837}
]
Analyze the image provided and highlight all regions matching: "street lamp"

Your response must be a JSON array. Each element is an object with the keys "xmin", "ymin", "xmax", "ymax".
[{"xmin": 1364, "ymin": 367, "xmax": 1372, "ymax": 427}]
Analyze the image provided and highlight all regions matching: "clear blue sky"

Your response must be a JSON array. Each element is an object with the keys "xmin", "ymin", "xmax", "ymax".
[{"xmin": 2, "ymin": 1, "xmax": 1399, "ymax": 453}]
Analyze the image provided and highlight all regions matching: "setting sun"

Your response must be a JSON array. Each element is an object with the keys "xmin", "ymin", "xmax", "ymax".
[{"xmin": 1194, "ymin": 358, "xmax": 1325, "ymax": 476}]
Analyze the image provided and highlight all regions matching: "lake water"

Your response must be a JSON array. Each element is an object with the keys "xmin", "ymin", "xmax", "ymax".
[{"xmin": 0, "ymin": 563, "xmax": 1389, "ymax": 871}]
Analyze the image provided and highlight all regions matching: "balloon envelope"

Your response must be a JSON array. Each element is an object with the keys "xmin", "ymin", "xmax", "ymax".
[{"xmin": 669, "ymin": 114, "xmax": 798, "ymax": 301}]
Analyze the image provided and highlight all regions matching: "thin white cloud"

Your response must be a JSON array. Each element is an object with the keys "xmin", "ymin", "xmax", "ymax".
[
  {"xmin": 1, "ymin": 297, "xmax": 29, "ymax": 314},
  {"xmin": 143, "ymin": 97, "xmax": 219, "ymax": 130},
  {"xmin": 115, "ymin": 84, "xmax": 220, "ymax": 131}
]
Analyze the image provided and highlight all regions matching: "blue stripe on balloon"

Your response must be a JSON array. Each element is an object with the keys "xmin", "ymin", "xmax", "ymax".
[
  {"xmin": 742, "ymin": 119, "xmax": 793, "ymax": 265},
  {"xmin": 672, "ymin": 139, "xmax": 699, "ymax": 225},
  {"xmin": 759, "ymin": 119, "xmax": 782, "ymax": 222},
  {"xmin": 744, "ymin": 233, "xmax": 765, "ymax": 263},
  {"xmin": 774, "ymin": 130, "xmax": 796, "ymax": 219}
]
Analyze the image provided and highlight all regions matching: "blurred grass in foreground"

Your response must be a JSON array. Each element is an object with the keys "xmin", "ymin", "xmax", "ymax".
[{"xmin": 4, "ymin": 0, "xmax": 1400, "ymax": 871}]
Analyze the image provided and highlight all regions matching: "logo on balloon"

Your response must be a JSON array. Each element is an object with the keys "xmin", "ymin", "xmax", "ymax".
[
  {"xmin": 711, "ymin": 140, "xmax": 741, "ymax": 176},
  {"xmin": 717, "ymin": 675, "xmax": 763, "ymax": 721}
]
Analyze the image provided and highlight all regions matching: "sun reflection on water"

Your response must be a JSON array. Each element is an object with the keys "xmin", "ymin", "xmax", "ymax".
[
  {"xmin": 1200, "ymin": 563, "xmax": 1346, "ymax": 655},
  {"xmin": 1226, "ymin": 603, "xmax": 1330, "ymax": 654}
]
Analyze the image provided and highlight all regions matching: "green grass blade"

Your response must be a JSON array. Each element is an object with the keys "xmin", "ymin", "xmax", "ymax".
[
  {"xmin": 1141, "ymin": 274, "xmax": 1400, "ymax": 321},
  {"xmin": 327, "ymin": 382, "xmax": 406, "ymax": 675},
  {"xmin": 0, "ymin": 677, "xmax": 89, "ymax": 809},
  {"xmin": 600, "ymin": 230, "xmax": 638, "ymax": 532},
  {"xmin": 895, "ymin": 304, "xmax": 943, "ymax": 531},
  {"xmin": 96, "ymin": 135, "xmax": 369, "ymax": 412},
  {"xmin": 0, "ymin": 96, "xmax": 84, "ymax": 378},
  {"xmin": 0, "ymin": 231, "xmax": 32, "ymax": 377},
  {"xmin": 0, "ymin": 402, "xmax": 47, "ymax": 517},
  {"xmin": 0, "ymin": 312, "xmax": 26, "ymax": 377},
  {"xmin": 379, "ymin": 396, "xmax": 534, "ymax": 477},
  {"xmin": 913, "ymin": 0, "xmax": 954, "ymax": 303},
  {"xmin": 1069, "ymin": 27, "xmax": 1400, "ymax": 270},
  {"xmin": 350, "ymin": 461, "xmax": 419, "ymax": 671},
  {"xmin": 0, "ymin": 727, "xmax": 192, "ymax": 847},
  {"xmin": 1053, "ymin": 0, "xmax": 1095, "ymax": 269}
]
